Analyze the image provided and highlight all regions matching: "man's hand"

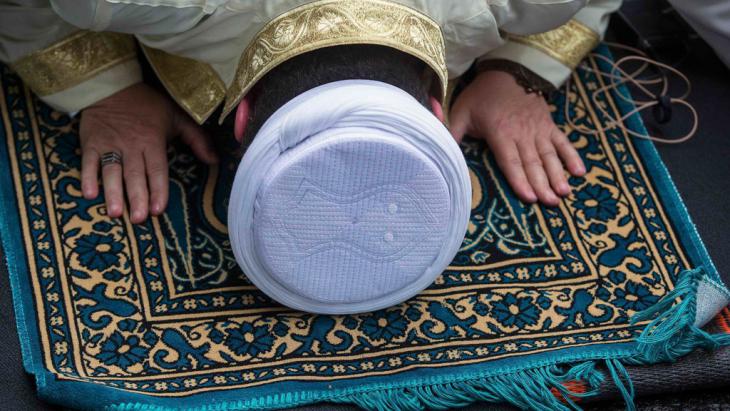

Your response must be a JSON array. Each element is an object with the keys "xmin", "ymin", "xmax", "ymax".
[
  {"xmin": 80, "ymin": 83, "xmax": 219, "ymax": 223},
  {"xmin": 449, "ymin": 70, "xmax": 585, "ymax": 206}
]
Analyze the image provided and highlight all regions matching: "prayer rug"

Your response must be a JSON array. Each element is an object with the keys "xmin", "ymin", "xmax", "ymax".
[{"xmin": 1, "ymin": 45, "xmax": 729, "ymax": 411}]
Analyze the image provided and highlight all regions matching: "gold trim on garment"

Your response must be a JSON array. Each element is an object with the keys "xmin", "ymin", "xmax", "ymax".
[
  {"xmin": 141, "ymin": 45, "xmax": 226, "ymax": 125},
  {"xmin": 11, "ymin": 31, "xmax": 136, "ymax": 96},
  {"xmin": 508, "ymin": 19, "xmax": 600, "ymax": 69},
  {"xmin": 219, "ymin": 0, "xmax": 448, "ymax": 122},
  {"xmin": 441, "ymin": 78, "xmax": 459, "ymax": 127}
]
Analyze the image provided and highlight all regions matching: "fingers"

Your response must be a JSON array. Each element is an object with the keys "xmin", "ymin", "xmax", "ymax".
[
  {"xmin": 538, "ymin": 135, "xmax": 570, "ymax": 197},
  {"xmin": 101, "ymin": 159, "xmax": 124, "ymax": 218},
  {"xmin": 95, "ymin": 149, "xmax": 167, "ymax": 223},
  {"xmin": 518, "ymin": 141, "xmax": 560, "ymax": 206},
  {"xmin": 492, "ymin": 140, "xmax": 537, "ymax": 203},
  {"xmin": 553, "ymin": 130, "xmax": 585, "ymax": 177},
  {"xmin": 81, "ymin": 149, "xmax": 100, "ymax": 200},
  {"xmin": 123, "ymin": 153, "xmax": 149, "ymax": 224},
  {"xmin": 145, "ymin": 148, "xmax": 169, "ymax": 216},
  {"xmin": 179, "ymin": 116, "xmax": 219, "ymax": 164}
]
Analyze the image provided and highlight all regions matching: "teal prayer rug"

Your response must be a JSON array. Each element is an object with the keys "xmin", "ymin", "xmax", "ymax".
[{"xmin": 1, "ymin": 45, "xmax": 729, "ymax": 411}]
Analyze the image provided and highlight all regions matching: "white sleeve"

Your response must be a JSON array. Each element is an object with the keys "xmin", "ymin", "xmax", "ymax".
[
  {"xmin": 0, "ymin": 0, "xmax": 142, "ymax": 113},
  {"xmin": 481, "ymin": 0, "xmax": 622, "ymax": 88}
]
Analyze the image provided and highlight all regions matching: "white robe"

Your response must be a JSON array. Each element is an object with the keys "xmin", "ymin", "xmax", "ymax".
[
  {"xmin": 0, "ymin": 0, "xmax": 620, "ymax": 118},
  {"xmin": 668, "ymin": 0, "xmax": 730, "ymax": 68}
]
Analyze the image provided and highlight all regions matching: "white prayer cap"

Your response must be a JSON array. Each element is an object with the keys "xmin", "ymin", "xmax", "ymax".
[{"xmin": 228, "ymin": 80, "xmax": 471, "ymax": 314}]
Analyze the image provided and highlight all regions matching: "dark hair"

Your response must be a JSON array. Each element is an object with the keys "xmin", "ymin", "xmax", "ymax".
[{"xmin": 242, "ymin": 44, "xmax": 434, "ymax": 144}]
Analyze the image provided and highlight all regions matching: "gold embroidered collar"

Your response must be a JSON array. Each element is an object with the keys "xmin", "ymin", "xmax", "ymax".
[{"xmin": 218, "ymin": 0, "xmax": 448, "ymax": 123}]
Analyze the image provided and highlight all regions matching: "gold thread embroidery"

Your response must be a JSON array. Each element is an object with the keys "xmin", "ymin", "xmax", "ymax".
[
  {"xmin": 507, "ymin": 19, "xmax": 599, "ymax": 69},
  {"xmin": 141, "ymin": 45, "xmax": 225, "ymax": 125},
  {"xmin": 11, "ymin": 31, "xmax": 136, "ymax": 97},
  {"xmin": 442, "ymin": 78, "xmax": 458, "ymax": 127},
  {"xmin": 220, "ymin": 0, "xmax": 448, "ymax": 122}
]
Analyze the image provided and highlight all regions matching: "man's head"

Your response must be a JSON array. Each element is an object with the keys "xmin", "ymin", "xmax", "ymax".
[
  {"xmin": 227, "ymin": 44, "xmax": 469, "ymax": 314},
  {"xmin": 234, "ymin": 45, "xmax": 443, "ymax": 144}
]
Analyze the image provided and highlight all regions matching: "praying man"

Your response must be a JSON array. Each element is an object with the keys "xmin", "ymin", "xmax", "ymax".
[
  {"xmin": 1, "ymin": 0, "xmax": 621, "ymax": 312},
  {"xmin": 0, "ymin": 0, "xmax": 620, "ymax": 222}
]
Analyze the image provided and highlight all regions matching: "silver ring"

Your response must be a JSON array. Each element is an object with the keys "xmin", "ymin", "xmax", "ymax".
[{"xmin": 101, "ymin": 151, "xmax": 122, "ymax": 167}]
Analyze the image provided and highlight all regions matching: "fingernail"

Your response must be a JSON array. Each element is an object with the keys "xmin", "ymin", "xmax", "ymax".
[
  {"xmin": 561, "ymin": 183, "xmax": 571, "ymax": 194},
  {"xmin": 526, "ymin": 191, "xmax": 538, "ymax": 203}
]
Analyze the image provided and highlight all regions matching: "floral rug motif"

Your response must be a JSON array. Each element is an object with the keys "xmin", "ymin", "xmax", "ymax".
[{"xmin": 0, "ymin": 46, "xmax": 727, "ymax": 410}]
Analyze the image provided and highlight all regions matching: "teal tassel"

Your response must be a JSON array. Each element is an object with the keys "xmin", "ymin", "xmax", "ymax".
[
  {"xmin": 564, "ymin": 361, "xmax": 605, "ymax": 391},
  {"xmin": 606, "ymin": 359, "xmax": 635, "ymax": 411},
  {"xmin": 629, "ymin": 267, "xmax": 730, "ymax": 364},
  {"xmin": 334, "ymin": 360, "xmax": 608, "ymax": 411},
  {"xmin": 110, "ymin": 359, "xmax": 636, "ymax": 411}
]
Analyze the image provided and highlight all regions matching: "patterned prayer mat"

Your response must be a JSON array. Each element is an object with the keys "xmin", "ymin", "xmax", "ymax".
[{"xmin": 1, "ymin": 46, "xmax": 729, "ymax": 411}]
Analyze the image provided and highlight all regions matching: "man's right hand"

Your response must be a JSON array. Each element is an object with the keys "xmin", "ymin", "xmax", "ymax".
[{"xmin": 79, "ymin": 83, "xmax": 219, "ymax": 224}]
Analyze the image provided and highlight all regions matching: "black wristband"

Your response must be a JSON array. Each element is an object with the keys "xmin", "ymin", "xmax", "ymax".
[{"xmin": 475, "ymin": 59, "xmax": 556, "ymax": 98}]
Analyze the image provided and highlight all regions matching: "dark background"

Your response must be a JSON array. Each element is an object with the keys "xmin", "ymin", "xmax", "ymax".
[{"xmin": 1, "ymin": 0, "xmax": 728, "ymax": 409}]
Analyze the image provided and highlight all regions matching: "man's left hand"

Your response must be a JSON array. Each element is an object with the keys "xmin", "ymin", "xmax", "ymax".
[{"xmin": 449, "ymin": 70, "xmax": 586, "ymax": 206}]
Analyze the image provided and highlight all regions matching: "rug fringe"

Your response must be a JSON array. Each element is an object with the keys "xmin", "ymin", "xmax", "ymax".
[
  {"xmin": 334, "ymin": 267, "xmax": 730, "ymax": 411},
  {"xmin": 332, "ymin": 361, "xmax": 606, "ymax": 411},
  {"xmin": 626, "ymin": 266, "xmax": 730, "ymax": 364},
  {"xmin": 111, "ymin": 268, "xmax": 730, "ymax": 411},
  {"xmin": 605, "ymin": 359, "xmax": 635, "ymax": 411}
]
